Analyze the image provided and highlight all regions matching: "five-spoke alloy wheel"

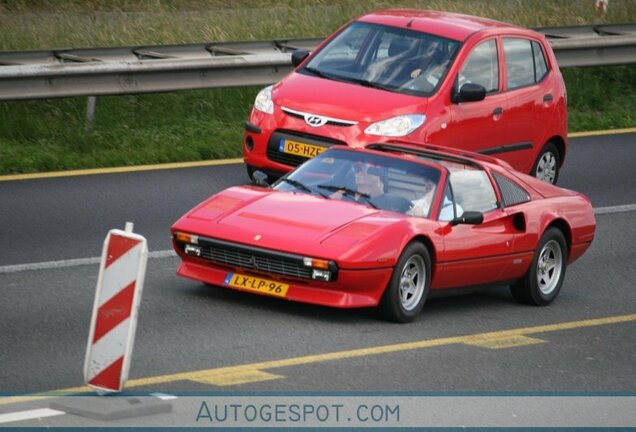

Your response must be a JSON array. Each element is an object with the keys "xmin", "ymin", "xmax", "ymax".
[
  {"xmin": 511, "ymin": 227, "xmax": 568, "ymax": 305},
  {"xmin": 380, "ymin": 242, "xmax": 430, "ymax": 323}
]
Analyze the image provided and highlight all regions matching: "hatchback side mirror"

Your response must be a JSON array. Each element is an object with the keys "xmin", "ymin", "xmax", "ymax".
[
  {"xmin": 453, "ymin": 83, "xmax": 487, "ymax": 103},
  {"xmin": 291, "ymin": 50, "xmax": 310, "ymax": 67},
  {"xmin": 449, "ymin": 211, "xmax": 484, "ymax": 226}
]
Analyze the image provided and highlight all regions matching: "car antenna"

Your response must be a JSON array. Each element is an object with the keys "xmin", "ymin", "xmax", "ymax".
[{"xmin": 406, "ymin": 19, "xmax": 413, "ymax": 28}]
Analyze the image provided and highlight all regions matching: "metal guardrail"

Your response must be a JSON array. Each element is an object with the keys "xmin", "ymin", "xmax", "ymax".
[{"xmin": 0, "ymin": 24, "xmax": 635, "ymax": 101}]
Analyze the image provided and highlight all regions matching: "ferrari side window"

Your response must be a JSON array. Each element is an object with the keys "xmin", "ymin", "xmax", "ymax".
[
  {"xmin": 438, "ymin": 182, "xmax": 462, "ymax": 222},
  {"xmin": 448, "ymin": 165, "xmax": 498, "ymax": 214}
]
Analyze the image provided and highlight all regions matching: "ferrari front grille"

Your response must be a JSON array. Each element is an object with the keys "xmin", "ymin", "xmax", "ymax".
[{"xmin": 184, "ymin": 237, "xmax": 314, "ymax": 279}]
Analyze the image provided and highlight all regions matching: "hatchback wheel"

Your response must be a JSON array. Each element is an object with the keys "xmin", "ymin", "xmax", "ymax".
[
  {"xmin": 511, "ymin": 227, "xmax": 568, "ymax": 305},
  {"xmin": 532, "ymin": 142, "xmax": 560, "ymax": 185},
  {"xmin": 379, "ymin": 242, "xmax": 430, "ymax": 323}
]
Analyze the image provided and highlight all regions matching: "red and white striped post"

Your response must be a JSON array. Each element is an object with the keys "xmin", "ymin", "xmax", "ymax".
[{"xmin": 84, "ymin": 222, "xmax": 148, "ymax": 393}]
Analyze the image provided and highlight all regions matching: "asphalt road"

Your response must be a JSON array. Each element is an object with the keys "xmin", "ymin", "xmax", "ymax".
[{"xmin": 0, "ymin": 132, "xmax": 635, "ymax": 401}]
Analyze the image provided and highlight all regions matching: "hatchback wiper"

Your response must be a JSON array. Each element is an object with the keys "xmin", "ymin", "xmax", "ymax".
[
  {"xmin": 318, "ymin": 184, "xmax": 378, "ymax": 209},
  {"xmin": 303, "ymin": 66, "xmax": 336, "ymax": 80},
  {"xmin": 336, "ymin": 75, "xmax": 392, "ymax": 91},
  {"xmin": 303, "ymin": 67, "xmax": 386, "ymax": 89}
]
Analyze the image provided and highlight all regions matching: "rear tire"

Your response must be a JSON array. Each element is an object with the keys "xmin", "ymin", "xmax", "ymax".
[
  {"xmin": 532, "ymin": 142, "xmax": 560, "ymax": 185},
  {"xmin": 379, "ymin": 242, "xmax": 430, "ymax": 323},
  {"xmin": 511, "ymin": 227, "xmax": 568, "ymax": 305}
]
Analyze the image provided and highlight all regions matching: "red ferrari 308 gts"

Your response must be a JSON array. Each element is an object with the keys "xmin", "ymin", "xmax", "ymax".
[{"xmin": 172, "ymin": 144, "xmax": 594, "ymax": 322}]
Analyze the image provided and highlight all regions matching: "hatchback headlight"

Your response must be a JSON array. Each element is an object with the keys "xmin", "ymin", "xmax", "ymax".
[
  {"xmin": 364, "ymin": 114, "xmax": 426, "ymax": 137},
  {"xmin": 254, "ymin": 85, "xmax": 274, "ymax": 114}
]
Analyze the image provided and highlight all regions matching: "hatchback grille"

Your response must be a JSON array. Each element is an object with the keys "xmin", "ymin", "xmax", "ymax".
[{"xmin": 281, "ymin": 107, "xmax": 357, "ymax": 128}]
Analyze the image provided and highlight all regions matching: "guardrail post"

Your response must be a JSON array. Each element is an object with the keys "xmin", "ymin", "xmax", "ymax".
[{"xmin": 86, "ymin": 96, "xmax": 97, "ymax": 131}]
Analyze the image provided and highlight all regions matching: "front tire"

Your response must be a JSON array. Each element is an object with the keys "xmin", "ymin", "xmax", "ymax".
[
  {"xmin": 379, "ymin": 242, "xmax": 431, "ymax": 323},
  {"xmin": 511, "ymin": 227, "xmax": 568, "ymax": 305},
  {"xmin": 532, "ymin": 142, "xmax": 560, "ymax": 185}
]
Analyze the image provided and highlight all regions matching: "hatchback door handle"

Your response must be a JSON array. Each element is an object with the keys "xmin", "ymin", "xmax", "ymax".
[
  {"xmin": 543, "ymin": 93, "xmax": 553, "ymax": 103},
  {"xmin": 493, "ymin": 107, "xmax": 503, "ymax": 116}
]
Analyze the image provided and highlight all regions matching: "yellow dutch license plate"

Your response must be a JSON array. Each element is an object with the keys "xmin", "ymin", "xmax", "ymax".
[
  {"xmin": 279, "ymin": 139, "xmax": 326, "ymax": 158},
  {"xmin": 223, "ymin": 272, "xmax": 289, "ymax": 297}
]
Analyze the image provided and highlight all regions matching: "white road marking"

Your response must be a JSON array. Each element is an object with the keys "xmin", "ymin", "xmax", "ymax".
[
  {"xmin": 0, "ymin": 408, "xmax": 64, "ymax": 424},
  {"xmin": 0, "ymin": 203, "xmax": 634, "ymax": 275},
  {"xmin": 150, "ymin": 393, "xmax": 178, "ymax": 400},
  {"xmin": 0, "ymin": 250, "xmax": 175, "ymax": 274},
  {"xmin": 593, "ymin": 204, "xmax": 636, "ymax": 215}
]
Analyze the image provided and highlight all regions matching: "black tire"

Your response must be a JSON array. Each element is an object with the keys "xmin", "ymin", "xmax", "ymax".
[
  {"xmin": 379, "ymin": 242, "xmax": 431, "ymax": 323},
  {"xmin": 532, "ymin": 142, "xmax": 560, "ymax": 185},
  {"xmin": 511, "ymin": 227, "xmax": 568, "ymax": 305}
]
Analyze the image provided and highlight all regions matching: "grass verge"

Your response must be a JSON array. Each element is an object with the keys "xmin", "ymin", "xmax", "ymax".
[{"xmin": 0, "ymin": 0, "xmax": 635, "ymax": 175}]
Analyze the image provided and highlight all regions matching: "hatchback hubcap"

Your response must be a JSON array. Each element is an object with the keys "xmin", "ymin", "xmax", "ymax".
[{"xmin": 536, "ymin": 152, "xmax": 557, "ymax": 184}]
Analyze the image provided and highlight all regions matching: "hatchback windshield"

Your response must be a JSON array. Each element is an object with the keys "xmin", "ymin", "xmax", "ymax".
[{"xmin": 301, "ymin": 22, "xmax": 461, "ymax": 97}]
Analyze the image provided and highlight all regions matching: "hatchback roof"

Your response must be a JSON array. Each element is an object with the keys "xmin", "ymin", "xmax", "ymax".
[{"xmin": 358, "ymin": 9, "xmax": 524, "ymax": 41}]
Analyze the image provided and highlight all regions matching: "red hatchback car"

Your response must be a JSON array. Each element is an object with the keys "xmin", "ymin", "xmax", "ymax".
[{"xmin": 243, "ymin": 9, "xmax": 567, "ymax": 184}]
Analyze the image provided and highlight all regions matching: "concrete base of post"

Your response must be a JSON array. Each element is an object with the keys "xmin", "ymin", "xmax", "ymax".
[{"xmin": 50, "ymin": 396, "xmax": 172, "ymax": 421}]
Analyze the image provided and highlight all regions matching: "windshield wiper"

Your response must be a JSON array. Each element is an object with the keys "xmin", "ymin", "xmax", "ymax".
[
  {"xmin": 280, "ymin": 178, "xmax": 328, "ymax": 198},
  {"xmin": 318, "ymin": 184, "xmax": 378, "ymax": 209},
  {"xmin": 303, "ymin": 66, "xmax": 336, "ymax": 80},
  {"xmin": 280, "ymin": 178, "xmax": 313, "ymax": 193},
  {"xmin": 335, "ymin": 75, "xmax": 392, "ymax": 91}
]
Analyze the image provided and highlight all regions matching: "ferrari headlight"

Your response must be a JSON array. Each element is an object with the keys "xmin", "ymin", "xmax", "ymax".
[
  {"xmin": 254, "ymin": 85, "xmax": 274, "ymax": 114},
  {"xmin": 364, "ymin": 114, "xmax": 426, "ymax": 137}
]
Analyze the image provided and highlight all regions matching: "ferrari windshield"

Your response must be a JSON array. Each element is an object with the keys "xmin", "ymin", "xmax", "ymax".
[
  {"xmin": 274, "ymin": 148, "xmax": 443, "ymax": 218},
  {"xmin": 301, "ymin": 22, "xmax": 461, "ymax": 97}
]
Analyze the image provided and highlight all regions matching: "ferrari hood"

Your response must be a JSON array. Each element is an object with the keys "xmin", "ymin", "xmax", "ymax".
[
  {"xmin": 274, "ymin": 72, "xmax": 427, "ymax": 122},
  {"xmin": 174, "ymin": 186, "xmax": 406, "ymax": 257}
]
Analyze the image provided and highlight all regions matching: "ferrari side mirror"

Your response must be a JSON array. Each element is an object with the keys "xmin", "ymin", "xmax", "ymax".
[{"xmin": 449, "ymin": 211, "xmax": 484, "ymax": 226}]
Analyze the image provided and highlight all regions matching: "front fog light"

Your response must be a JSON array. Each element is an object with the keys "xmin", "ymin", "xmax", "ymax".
[
  {"xmin": 184, "ymin": 244, "xmax": 202, "ymax": 257},
  {"xmin": 312, "ymin": 269, "xmax": 331, "ymax": 282}
]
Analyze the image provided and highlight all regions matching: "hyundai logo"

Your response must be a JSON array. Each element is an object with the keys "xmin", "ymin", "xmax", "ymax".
[{"xmin": 305, "ymin": 115, "xmax": 328, "ymax": 127}]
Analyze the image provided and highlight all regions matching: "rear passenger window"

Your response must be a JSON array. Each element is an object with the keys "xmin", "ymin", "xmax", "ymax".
[
  {"xmin": 503, "ymin": 38, "xmax": 534, "ymax": 89},
  {"xmin": 458, "ymin": 40, "xmax": 499, "ymax": 93},
  {"xmin": 532, "ymin": 41, "xmax": 549, "ymax": 82}
]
